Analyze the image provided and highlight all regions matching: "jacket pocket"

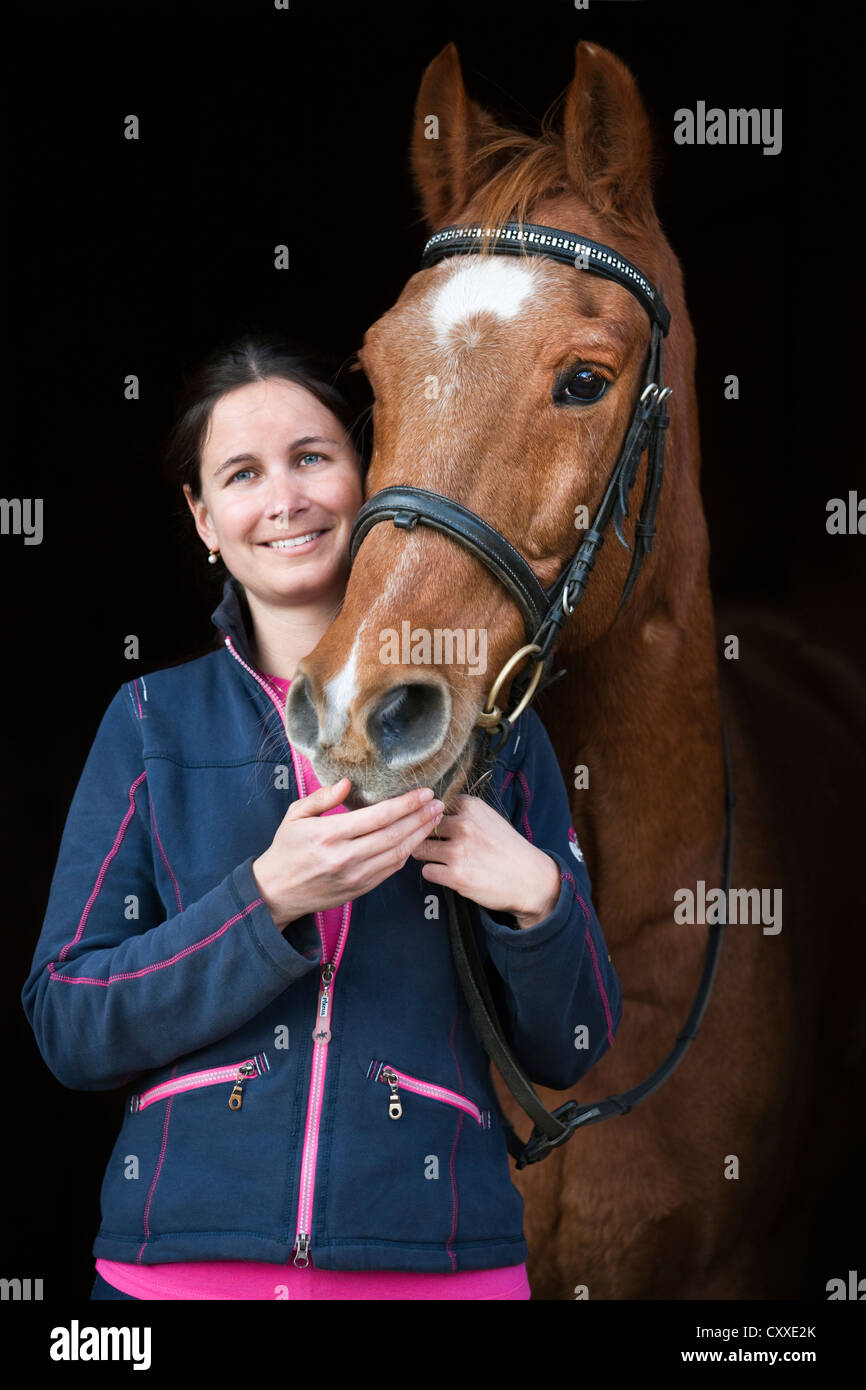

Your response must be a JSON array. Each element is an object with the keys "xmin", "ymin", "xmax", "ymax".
[
  {"xmin": 367, "ymin": 1058, "xmax": 492, "ymax": 1128},
  {"xmin": 129, "ymin": 1052, "xmax": 269, "ymax": 1114}
]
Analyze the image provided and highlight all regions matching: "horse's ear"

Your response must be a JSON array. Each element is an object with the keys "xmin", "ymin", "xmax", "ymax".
[
  {"xmin": 561, "ymin": 42, "xmax": 656, "ymax": 224},
  {"xmin": 411, "ymin": 43, "xmax": 513, "ymax": 228}
]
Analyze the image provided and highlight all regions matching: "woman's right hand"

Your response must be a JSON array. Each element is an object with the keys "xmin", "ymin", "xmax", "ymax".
[{"xmin": 251, "ymin": 779, "xmax": 444, "ymax": 930}]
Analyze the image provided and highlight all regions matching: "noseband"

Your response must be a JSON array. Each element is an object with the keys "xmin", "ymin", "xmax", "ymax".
[{"xmin": 348, "ymin": 221, "xmax": 672, "ymax": 769}]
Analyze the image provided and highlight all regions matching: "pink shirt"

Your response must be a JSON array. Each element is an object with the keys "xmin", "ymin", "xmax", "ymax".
[{"xmin": 96, "ymin": 671, "xmax": 529, "ymax": 1300}]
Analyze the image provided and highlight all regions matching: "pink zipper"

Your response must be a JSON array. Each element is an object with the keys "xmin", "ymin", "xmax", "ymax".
[
  {"xmin": 223, "ymin": 636, "xmax": 354, "ymax": 1271},
  {"xmin": 129, "ymin": 1054, "xmax": 268, "ymax": 1112},
  {"xmin": 290, "ymin": 755, "xmax": 352, "ymax": 1268},
  {"xmin": 369, "ymin": 1060, "xmax": 492, "ymax": 1128},
  {"xmin": 224, "ymin": 635, "xmax": 290, "ymax": 721}
]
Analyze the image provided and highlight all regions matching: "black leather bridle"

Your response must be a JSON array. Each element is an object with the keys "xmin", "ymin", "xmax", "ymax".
[{"xmin": 348, "ymin": 221, "xmax": 735, "ymax": 1166}]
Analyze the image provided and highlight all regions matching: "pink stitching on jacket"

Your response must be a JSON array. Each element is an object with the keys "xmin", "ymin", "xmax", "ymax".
[
  {"xmin": 559, "ymin": 869, "xmax": 615, "ymax": 1047},
  {"xmin": 584, "ymin": 925, "xmax": 616, "ymax": 1048},
  {"xmin": 558, "ymin": 867, "xmax": 590, "ymax": 927},
  {"xmin": 137, "ymin": 1063, "xmax": 179, "ymax": 1262},
  {"xmin": 512, "ymin": 760, "xmax": 615, "ymax": 1043},
  {"xmin": 47, "ymin": 899, "xmax": 265, "ymax": 984},
  {"xmin": 132, "ymin": 681, "xmax": 144, "ymax": 719},
  {"xmin": 150, "ymin": 799, "xmax": 183, "ymax": 913},
  {"xmin": 444, "ymin": 997, "xmax": 463, "ymax": 1271},
  {"xmin": 58, "ymin": 771, "xmax": 148, "ymax": 962},
  {"xmin": 515, "ymin": 770, "xmax": 535, "ymax": 843},
  {"xmin": 446, "ymin": 1109, "xmax": 464, "ymax": 1273}
]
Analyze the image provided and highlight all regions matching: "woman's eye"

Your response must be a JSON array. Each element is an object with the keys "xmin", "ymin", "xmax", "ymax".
[
  {"xmin": 557, "ymin": 369, "xmax": 608, "ymax": 404},
  {"xmin": 227, "ymin": 454, "xmax": 324, "ymax": 483}
]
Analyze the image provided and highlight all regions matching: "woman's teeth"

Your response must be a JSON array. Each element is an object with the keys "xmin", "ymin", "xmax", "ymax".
[{"xmin": 266, "ymin": 531, "xmax": 324, "ymax": 550}]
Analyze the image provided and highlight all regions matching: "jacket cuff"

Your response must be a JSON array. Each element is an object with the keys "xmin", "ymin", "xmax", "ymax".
[
  {"xmin": 476, "ymin": 849, "xmax": 574, "ymax": 950},
  {"xmin": 229, "ymin": 856, "xmax": 323, "ymax": 981}
]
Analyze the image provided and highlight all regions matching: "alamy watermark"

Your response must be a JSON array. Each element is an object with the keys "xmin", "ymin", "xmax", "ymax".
[
  {"xmin": 379, "ymin": 623, "xmax": 487, "ymax": 675},
  {"xmin": 674, "ymin": 880, "xmax": 782, "ymax": 934},
  {"xmin": 1, "ymin": 1276, "xmax": 43, "ymax": 1299},
  {"xmin": 826, "ymin": 491, "xmax": 865, "ymax": 534},
  {"xmin": 674, "ymin": 102, "xmax": 782, "ymax": 156},
  {"xmin": 0, "ymin": 498, "xmax": 43, "ymax": 544},
  {"xmin": 50, "ymin": 1321, "xmax": 151, "ymax": 1370}
]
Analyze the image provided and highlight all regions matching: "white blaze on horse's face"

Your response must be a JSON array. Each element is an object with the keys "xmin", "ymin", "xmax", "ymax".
[
  {"xmin": 429, "ymin": 258, "xmax": 539, "ymax": 346},
  {"xmin": 321, "ymin": 636, "xmax": 362, "ymax": 746}
]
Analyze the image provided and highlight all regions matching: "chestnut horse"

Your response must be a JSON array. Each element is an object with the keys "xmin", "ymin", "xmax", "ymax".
[{"xmin": 286, "ymin": 42, "xmax": 866, "ymax": 1298}]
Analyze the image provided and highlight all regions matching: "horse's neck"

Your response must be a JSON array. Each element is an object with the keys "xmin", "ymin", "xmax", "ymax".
[{"xmin": 539, "ymin": 571, "xmax": 725, "ymax": 945}]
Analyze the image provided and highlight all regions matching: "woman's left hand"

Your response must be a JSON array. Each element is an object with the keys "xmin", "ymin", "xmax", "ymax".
[{"xmin": 410, "ymin": 794, "xmax": 562, "ymax": 929}]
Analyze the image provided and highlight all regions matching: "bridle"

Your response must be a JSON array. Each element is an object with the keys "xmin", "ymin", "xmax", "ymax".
[
  {"xmin": 349, "ymin": 220, "xmax": 673, "ymax": 780},
  {"xmin": 347, "ymin": 220, "xmax": 735, "ymax": 1166}
]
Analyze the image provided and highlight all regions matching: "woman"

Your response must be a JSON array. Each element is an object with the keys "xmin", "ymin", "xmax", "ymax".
[{"xmin": 21, "ymin": 334, "xmax": 622, "ymax": 1300}]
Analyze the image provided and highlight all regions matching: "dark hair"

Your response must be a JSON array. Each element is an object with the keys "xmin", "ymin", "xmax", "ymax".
[{"xmin": 163, "ymin": 332, "xmax": 371, "ymax": 508}]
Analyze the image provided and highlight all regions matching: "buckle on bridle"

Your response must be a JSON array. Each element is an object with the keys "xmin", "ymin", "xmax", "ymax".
[
  {"xmin": 638, "ymin": 382, "xmax": 674, "ymax": 428},
  {"xmin": 476, "ymin": 643, "xmax": 543, "ymax": 729},
  {"xmin": 640, "ymin": 382, "xmax": 673, "ymax": 416}
]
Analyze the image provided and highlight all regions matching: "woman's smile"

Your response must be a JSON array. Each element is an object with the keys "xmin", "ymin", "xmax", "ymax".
[{"xmin": 258, "ymin": 527, "xmax": 332, "ymax": 555}]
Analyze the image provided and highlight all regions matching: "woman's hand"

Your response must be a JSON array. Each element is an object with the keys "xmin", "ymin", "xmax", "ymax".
[
  {"xmin": 252, "ymin": 778, "xmax": 444, "ymax": 930},
  {"xmin": 410, "ymin": 794, "xmax": 562, "ymax": 929}
]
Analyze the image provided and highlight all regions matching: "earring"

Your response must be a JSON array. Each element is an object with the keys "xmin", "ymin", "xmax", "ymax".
[{"xmin": 208, "ymin": 547, "xmax": 220, "ymax": 565}]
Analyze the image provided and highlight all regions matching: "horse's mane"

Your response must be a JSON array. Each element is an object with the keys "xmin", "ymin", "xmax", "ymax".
[
  {"xmin": 462, "ymin": 92, "xmax": 653, "ymax": 242},
  {"xmin": 467, "ymin": 120, "xmax": 568, "ymax": 248}
]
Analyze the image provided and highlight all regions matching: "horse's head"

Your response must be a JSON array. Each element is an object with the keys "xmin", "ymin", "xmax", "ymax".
[{"xmin": 286, "ymin": 41, "xmax": 700, "ymax": 810}]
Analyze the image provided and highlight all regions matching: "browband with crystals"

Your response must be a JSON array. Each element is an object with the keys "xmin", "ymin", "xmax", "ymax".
[{"xmin": 421, "ymin": 221, "xmax": 670, "ymax": 337}]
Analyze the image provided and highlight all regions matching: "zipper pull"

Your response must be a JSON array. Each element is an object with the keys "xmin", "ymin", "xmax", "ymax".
[
  {"xmin": 228, "ymin": 1061, "xmax": 256, "ymax": 1111},
  {"xmin": 312, "ymin": 963, "xmax": 335, "ymax": 1045},
  {"xmin": 294, "ymin": 1233, "xmax": 311, "ymax": 1268},
  {"xmin": 381, "ymin": 1067, "xmax": 402, "ymax": 1119}
]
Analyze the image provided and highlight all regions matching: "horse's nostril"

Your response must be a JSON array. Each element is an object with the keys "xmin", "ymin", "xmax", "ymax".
[{"xmin": 368, "ymin": 682, "xmax": 448, "ymax": 764}]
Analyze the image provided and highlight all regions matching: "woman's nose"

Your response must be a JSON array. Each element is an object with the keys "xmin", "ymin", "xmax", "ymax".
[{"xmin": 263, "ymin": 478, "xmax": 313, "ymax": 524}]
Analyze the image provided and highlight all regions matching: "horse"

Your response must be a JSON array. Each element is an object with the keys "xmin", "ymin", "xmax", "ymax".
[{"xmin": 285, "ymin": 41, "xmax": 866, "ymax": 1299}]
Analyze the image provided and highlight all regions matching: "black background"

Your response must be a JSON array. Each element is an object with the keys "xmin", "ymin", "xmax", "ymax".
[{"xmin": 3, "ymin": 0, "xmax": 862, "ymax": 1310}]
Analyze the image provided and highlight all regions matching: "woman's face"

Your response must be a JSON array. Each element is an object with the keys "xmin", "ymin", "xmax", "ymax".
[{"xmin": 185, "ymin": 378, "xmax": 363, "ymax": 607}]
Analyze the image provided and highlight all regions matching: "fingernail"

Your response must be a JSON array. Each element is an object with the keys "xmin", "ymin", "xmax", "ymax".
[
  {"xmin": 419, "ymin": 788, "xmax": 434, "ymax": 802},
  {"xmin": 431, "ymin": 800, "xmax": 444, "ymax": 814},
  {"xmin": 433, "ymin": 813, "xmax": 443, "ymax": 826}
]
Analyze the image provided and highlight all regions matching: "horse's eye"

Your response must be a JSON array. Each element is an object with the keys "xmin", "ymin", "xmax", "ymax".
[{"xmin": 557, "ymin": 369, "xmax": 607, "ymax": 403}]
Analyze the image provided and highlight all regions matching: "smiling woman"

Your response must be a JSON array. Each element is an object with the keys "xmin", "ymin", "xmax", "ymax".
[{"xmin": 167, "ymin": 336, "xmax": 368, "ymax": 679}]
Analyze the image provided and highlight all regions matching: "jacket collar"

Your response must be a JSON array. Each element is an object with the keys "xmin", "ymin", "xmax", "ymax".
[{"xmin": 210, "ymin": 576, "xmax": 256, "ymax": 668}]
